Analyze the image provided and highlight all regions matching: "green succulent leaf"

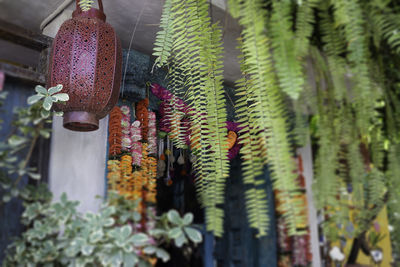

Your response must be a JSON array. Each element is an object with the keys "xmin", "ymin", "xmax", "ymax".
[
  {"xmin": 27, "ymin": 94, "xmax": 44, "ymax": 105},
  {"xmin": 182, "ymin": 213, "xmax": 193, "ymax": 225},
  {"xmin": 183, "ymin": 227, "xmax": 202, "ymax": 243},
  {"xmin": 48, "ymin": 84, "xmax": 63, "ymax": 95},
  {"xmin": 167, "ymin": 210, "xmax": 182, "ymax": 225},
  {"xmin": 35, "ymin": 85, "xmax": 47, "ymax": 95},
  {"xmin": 43, "ymin": 96, "xmax": 53, "ymax": 111},
  {"xmin": 155, "ymin": 248, "xmax": 170, "ymax": 262},
  {"xmin": 130, "ymin": 233, "xmax": 149, "ymax": 246},
  {"xmin": 53, "ymin": 93, "xmax": 69, "ymax": 102}
]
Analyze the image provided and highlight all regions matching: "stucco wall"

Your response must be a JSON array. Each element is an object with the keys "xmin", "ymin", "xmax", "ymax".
[{"xmin": 48, "ymin": 116, "xmax": 108, "ymax": 212}]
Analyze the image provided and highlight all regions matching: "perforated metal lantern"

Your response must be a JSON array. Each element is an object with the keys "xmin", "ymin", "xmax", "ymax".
[{"xmin": 48, "ymin": 0, "xmax": 122, "ymax": 131}]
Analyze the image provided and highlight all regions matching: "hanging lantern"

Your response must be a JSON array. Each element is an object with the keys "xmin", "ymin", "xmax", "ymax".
[{"xmin": 48, "ymin": 0, "xmax": 122, "ymax": 131}]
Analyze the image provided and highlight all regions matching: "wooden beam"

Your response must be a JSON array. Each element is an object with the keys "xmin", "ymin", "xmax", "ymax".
[
  {"xmin": 0, "ymin": 19, "xmax": 52, "ymax": 51},
  {"xmin": 0, "ymin": 62, "xmax": 46, "ymax": 84}
]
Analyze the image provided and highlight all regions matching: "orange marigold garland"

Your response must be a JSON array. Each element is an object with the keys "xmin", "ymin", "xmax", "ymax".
[
  {"xmin": 108, "ymin": 106, "xmax": 122, "ymax": 156},
  {"xmin": 136, "ymin": 98, "xmax": 149, "ymax": 141},
  {"xmin": 119, "ymin": 154, "xmax": 133, "ymax": 196},
  {"xmin": 107, "ymin": 159, "xmax": 121, "ymax": 192}
]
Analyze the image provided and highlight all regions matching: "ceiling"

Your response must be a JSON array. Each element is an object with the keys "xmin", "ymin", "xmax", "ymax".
[{"xmin": 0, "ymin": 0, "xmax": 241, "ymax": 85}]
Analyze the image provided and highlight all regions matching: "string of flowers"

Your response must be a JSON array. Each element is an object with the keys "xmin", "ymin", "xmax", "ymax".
[
  {"xmin": 107, "ymin": 101, "xmax": 158, "ymax": 224},
  {"xmin": 148, "ymin": 111, "xmax": 157, "ymax": 155},
  {"xmin": 132, "ymin": 170, "xmax": 143, "ymax": 213},
  {"xmin": 120, "ymin": 154, "xmax": 133, "ymax": 196},
  {"xmin": 108, "ymin": 106, "xmax": 122, "ymax": 157},
  {"xmin": 120, "ymin": 105, "xmax": 132, "ymax": 152},
  {"xmin": 106, "ymin": 159, "xmax": 120, "ymax": 192},
  {"xmin": 136, "ymin": 98, "xmax": 149, "ymax": 141},
  {"xmin": 131, "ymin": 120, "xmax": 142, "ymax": 166}
]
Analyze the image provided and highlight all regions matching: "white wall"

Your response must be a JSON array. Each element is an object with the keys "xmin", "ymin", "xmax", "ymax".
[{"xmin": 48, "ymin": 116, "xmax": 108, "ymax": 213}]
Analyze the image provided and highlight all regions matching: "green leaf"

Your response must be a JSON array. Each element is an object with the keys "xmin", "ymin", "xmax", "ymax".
[
  {"xmin": 104, "ymin": 217, "xmax": 115, "ymax": 227},
  {"xmin": 120, "ymin": 225, "xmax": 132, "ymax": 237},
  {"xmin": 53, "ymin": 93, "xmax": 69, "ymax": 102},
  {"xmin": 167, "ymin": 227, "xmax": 182, "ymax": 239},
  {"xmin": 155, "ymin": 248, "xmax": 170, "ymax": 262},
  {"xmin": 8, "ymin": 135, "xmax": 27, "ymax": 147},
  {"xmin": 174, "ymin": 233, "xmax": 187, "ymax": 248},
  {"xmin": 43, "ymin": 96, "xmax": 53, "ymax": 111},
  {"xmin": 48, "ymin": 84, "xmax": 63, "ymax": 95},
  {"xmin": 41, "ymin": 109, "xmax": 50, "ymax": 119},
  {"xmin": 167, "ymin": 210, "xmax": 182, "ymax": 225},
  {"xmin": 131, "ymin": 233, "xmax": 149, "ymax": 246},
  {"xmin": 81, "ymin": 244, "xmax": 94, "ymax": 256},
  {"xmin": 27, "ymin": 172, "xmax": 41, "ymax": 180},
  {"xmin": 2, "ymin": 193, "xmax": 11, "ymax": 203},
  {"xmin": 184, "ymin": 227, "xmax": 203, "ymax": 243},
  {"xmin": 109, "ymin": 250, "xmax": 123, "ymax": 266},
  {"xmin": 143, "ymin": 246, "xmax": 157, "ymax": 254},
  {"xmin": 35, "ymin": 85, "xmax": 47, "ymax": 95},
  {"xmin": 27, "ymin": 94, "xmax": 44, "ymax": 105},
  {"xmin": 89, "ymin": 230, "xmax": 103, "ymax": 243},
  {"xmin": 39, "ymin": 129, "xmax": 50, "ymax": 139},
  {"xmin": 182, "ymin": 213, "xmax": 193, "ymax": 225},
  {"xmin": 123, "ymin": 253, "xmax": 138, "ymax": 267},
  {"xmin": 54, "ymin": 111, "xmax": 64, "ymax": 117},
  {"xmin": 11, "ymin": 188, "xmax": 19, "ymax": 197}
]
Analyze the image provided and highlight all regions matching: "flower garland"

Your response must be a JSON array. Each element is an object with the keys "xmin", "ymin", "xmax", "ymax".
[
  {"xmin": 107, "ymin": 102, "xmax": 158, "ymax": 217},
  {"xmin": 120, "ymin": 154, "xmax": 133, "ymax": 196},
  {"xmin": 108, "ymin": 106, "xmax": 122, "ymax": 157},
  {"xmin": 136, "ymin": 98, "xmax": 149, "ymax": 141},
  {"xmin": 131, "ymin": 120, "xmax": 142, "ymax": 166},
  {"xmin": 142, "ymin": 143, "xmax": 157, "ymax": 204},
  {"xmin": 148, "ymin": 111, "xmax": 157, "ymax": 155},
  {"xmin": 107, "ymin": 159, "xmax": 120, "ymax": 192},
  {"xmin": 120, "ymin": 105, "xmax": 132, "ymax": 152}
]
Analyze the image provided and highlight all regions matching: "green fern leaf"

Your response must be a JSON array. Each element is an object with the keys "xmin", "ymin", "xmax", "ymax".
[{"xmin": 270, "ymin": 0, "xmax": 305, "ymax": 100}]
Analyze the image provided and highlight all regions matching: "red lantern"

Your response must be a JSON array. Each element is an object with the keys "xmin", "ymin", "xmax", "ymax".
[{"xmin": 48, "ymin": 0, "xmax": 122, "ymax": 131}]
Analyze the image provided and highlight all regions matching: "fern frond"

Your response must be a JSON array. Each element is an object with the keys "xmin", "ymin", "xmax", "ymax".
[
  {"xmin": 270, "ymin": 0, "xmax": 305, "ymax": 100},
  {"xmin": 235, "ymin": 58, "xmax": 270, "ymax": 236},
  {"xmin": 318, "ymin": 4, "xmax": 348, "ymax": 100},
  {"xmin": 309, "ymin": 47, "xmax": 342, "ymax": 210},
  {"xmin": 294, "ymin": 0, "xmax": 319, "ymax": 58},
  {"xmin": 152, "ymin": 0, "xmax": 174, "ymax": 69},
  {"xmin": 230, "ymin": 0, "xmax": 306, "ymax": 235},
  {"xmin": 154, "ymin": 0, "xmax": 229, "ymax": 236},
  {"xmin": 387, "ymin": 144, "xmax": 400, "ymax": 239},
  {"xmin": 79, "ymin": 0, "xmax": 94, "ymax": 12},
  {"xmin": 332, "ymin": 0, "xmax": 379, "ymax": 136}
]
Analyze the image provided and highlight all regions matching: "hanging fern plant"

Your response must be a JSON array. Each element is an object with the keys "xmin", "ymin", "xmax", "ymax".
[
  {"xmin": 153, "ymin": 0, "xmax": 229, "ymax": 236},
  {"xmin": 153, "ymin": 0, "xmax": 400, "ymax": 252}
]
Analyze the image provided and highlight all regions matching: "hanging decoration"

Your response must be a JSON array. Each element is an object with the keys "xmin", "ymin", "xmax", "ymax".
[
  {"xmin": 131, "ymin": 120, "xmax": 142, "ymax": 166},
  {"xmin": 48, "ymin": 0, "xmax": 122, "ymax": 131},
  {"xmin": 136, "ymin": 98, "xmax": 149, "ymax": 141},
  {"xmin": 108, "ymin": 107, "xmax": 123, "ymax": 157},
  {"xmin": 106, "ymin": 103, "xmax": 158, "ymax": 225}
]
